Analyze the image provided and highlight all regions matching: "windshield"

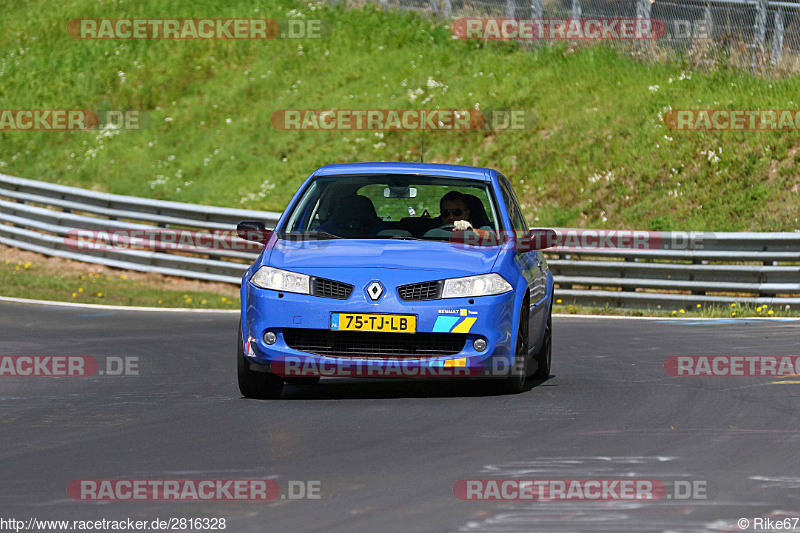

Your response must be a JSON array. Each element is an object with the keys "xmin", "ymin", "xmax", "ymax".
[{"xmin": 280, "ymin": 174, "xmax": 503, "ymax": 241}]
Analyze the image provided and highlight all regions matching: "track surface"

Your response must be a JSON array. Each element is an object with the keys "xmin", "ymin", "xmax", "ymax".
[{"xmin": 1, "ymin": 301, "xmax": 799, "ymax": 532}]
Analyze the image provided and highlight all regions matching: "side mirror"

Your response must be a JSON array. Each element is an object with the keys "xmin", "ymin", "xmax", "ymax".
[
  {"xmin": 237, "ymin": 221, "xmax": 273, "ymax": 244},
  {"xmin": 520, "ymin": 229, "xmax": 558, "ymax": 251}
]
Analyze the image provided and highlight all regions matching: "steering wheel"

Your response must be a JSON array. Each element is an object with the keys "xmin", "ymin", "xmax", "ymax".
[
  {"xmin": 439, "ymin": 224, "xmax": 456, "ymax": 232},
  {"xmin": 344, "ymin": 218, "xmax": 372, "ymax": 231}
]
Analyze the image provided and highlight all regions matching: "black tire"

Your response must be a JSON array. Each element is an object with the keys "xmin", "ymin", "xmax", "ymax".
[
  {"xmin": 283, "ymin": 376, "xmax": 321, "ymax": 386},
  {"xmin": 532, "ymin": 308, "xmax": 552, "ymax": 380},
  {"xmin": 501, "ymin": 305, "xmax": 529, "ymax": 394},
  {"xmin": 237, "ymin": 322, "xmax": 284, "ymax": 399}
]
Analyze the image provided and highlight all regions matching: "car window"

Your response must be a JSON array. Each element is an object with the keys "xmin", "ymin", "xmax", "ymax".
[
  {"xmin": 356, "ymin": 183, "xmax": 495, "ymax": 223},
  {"xmin": 280, "ymin": 174, "xmax": 504, "ymax": 239},
  {"xmin": 499, "ymin": 178, "xmax": 527, "ymax": 232}
]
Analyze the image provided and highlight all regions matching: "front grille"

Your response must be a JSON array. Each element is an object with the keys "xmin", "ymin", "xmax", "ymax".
[
  {"xmin": 397, "ymin": 280, "xmax": 442, "ymax": 301},
  {"xmin": 282, "ymin": 328, "xmax": 466, "ymax": 358},
  {"xmin": 310, "ymin": 277, "xmax": 353, "ymax": 300}
]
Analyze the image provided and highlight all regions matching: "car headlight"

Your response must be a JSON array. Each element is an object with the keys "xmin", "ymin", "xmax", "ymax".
[
  {"xmin": 441, "ymin": 273, "xmax": 512, "ymax": 299},
  {"xmin": 250, "ymin": 266, "xmax": 310, "ymax": 294}
]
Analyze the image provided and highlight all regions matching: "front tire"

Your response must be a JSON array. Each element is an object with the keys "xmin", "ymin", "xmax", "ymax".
[
  {"xmin": 532, "ymin": 308, "xmax": 552, "ymax": 380},
  {"xmin": 501, "ymin": 305, "xmax": 529, "ymax": 394},
  {"xmin": 237, "ymin": 322, "xmax": 284, "ymax": 399},
  {"xmin": 283, "ymin": 376, "xmax": 321, "ymax": 386}
]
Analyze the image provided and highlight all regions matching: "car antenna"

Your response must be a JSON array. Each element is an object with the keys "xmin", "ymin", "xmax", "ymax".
[{"xmin": 420, "ymin": 110, "xmax": 425, "ymax": 163}]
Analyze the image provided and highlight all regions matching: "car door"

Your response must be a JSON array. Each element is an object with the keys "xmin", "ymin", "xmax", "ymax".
[{"xmin": 498, "ymin": 177, "xmax": 546, "ymax": 349}]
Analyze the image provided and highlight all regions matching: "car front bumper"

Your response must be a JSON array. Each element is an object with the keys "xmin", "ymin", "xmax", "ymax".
[{"xmin": 242, "ymin": 279, "xmax": 519, "ymax": 378}]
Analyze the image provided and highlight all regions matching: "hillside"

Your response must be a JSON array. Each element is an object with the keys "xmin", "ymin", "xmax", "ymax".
[{"xmin": 1, "ymin": 0, "xmax": 799, "ymax": 231}]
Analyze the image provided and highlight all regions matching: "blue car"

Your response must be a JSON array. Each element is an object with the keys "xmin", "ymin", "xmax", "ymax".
[{"xmin": 237, "ymin": 162, "xmax": 554, "ymax": 398}]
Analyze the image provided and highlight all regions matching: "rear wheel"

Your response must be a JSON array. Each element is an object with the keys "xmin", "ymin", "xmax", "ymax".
[
  {"xmin": 237, "ymin": 323, "xmax": 284, "ymax": 399},
  {"xmin": 532, "ymin": 308, "xmax": 552, "ymax": 380}
]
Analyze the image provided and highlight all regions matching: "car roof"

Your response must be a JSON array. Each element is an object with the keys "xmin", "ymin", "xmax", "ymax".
[{"xmin": 312, "ymin": 162, "xmax": 498, "ymax": 181}]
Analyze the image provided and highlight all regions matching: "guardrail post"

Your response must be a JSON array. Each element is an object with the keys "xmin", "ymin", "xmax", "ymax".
[
  {"xmin": 692, "ymin": 235, "xmax": 708, "ymax": 295},
  {"xmin": 759, "ymin": 265, "xmax": 769, "ymax": 297},
  {"xmin": 622, "ymin": 256, "xmax": 636, "ymax": 291},
  {"xmin": 691, "ymin": 262, "xmax": 706, "ymax": 295},
  {"xmin": 772, "ymin": 8, "xmax": 784, "ymax": 66},
  {"xmin": 555, "ymin": 252, "xmax": 571, "ymax": 290}
]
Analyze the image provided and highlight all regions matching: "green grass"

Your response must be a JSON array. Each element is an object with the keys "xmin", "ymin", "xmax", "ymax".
[
  {"xmin": 3, "ymin": 251, "xmax": 796, "ymax": 315},
  {"xmin": 1, "ymin": 257, "xmax": 238, "ymax": 309},
  {"xmin": 555, "ymin": 302, "xmax": 799, "ymax": 318},
  {"xmin": 1, "ymin": 1, "xmax": 799, "ymax": 231}
]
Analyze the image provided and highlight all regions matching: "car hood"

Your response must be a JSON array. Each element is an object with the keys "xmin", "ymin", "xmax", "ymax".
[{"xmin": 266, "ymin": 238, "xmax": 500, "ymax": 277}]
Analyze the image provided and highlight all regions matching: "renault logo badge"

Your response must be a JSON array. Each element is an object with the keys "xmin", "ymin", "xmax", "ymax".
[{"xmin": 366, "ymin": 281, "xmax": 384, "ymax": 301}]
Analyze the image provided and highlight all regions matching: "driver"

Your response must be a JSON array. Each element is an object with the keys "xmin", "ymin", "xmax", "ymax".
[
  {"xmin": 437, "ymin": 191, "xmax": 471, "ymax": 228},
  {"xmin": 435, "ymin": 191, "xmax": 492, "ymax": 236}
]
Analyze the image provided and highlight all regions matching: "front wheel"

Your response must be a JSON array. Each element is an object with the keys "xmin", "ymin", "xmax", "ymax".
[
  {"xmin": 532, "ymin": 308, "xmax": 552, "ymax": 380},
  {"xmin": 501, "ymin": 305, "xmax": 529, "ymax": 394},
  {"xmin": 237, "ymin": 323, "xmax": 284, "ymax": 399},
  {"xmin": 283, "ymin": 376, "xmax": 321, "ymax": 386}
]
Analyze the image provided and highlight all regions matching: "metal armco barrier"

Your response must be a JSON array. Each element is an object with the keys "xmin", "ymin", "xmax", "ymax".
[
  {"xmin": 0, "ymin": 173, "xmax": 279, "ymax": 285},
  {"xmin": 2, "ymin": 173, "xmax": 799, "ymax": 308}
]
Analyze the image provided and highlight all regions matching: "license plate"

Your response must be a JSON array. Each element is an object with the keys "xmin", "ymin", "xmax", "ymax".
[{"xmin": 331, "ymin": 313, "xmax": 417, "ymax": 333}]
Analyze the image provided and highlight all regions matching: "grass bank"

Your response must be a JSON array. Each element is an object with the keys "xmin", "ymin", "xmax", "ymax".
[
  {"xmin": 0, "ymin": 245, "xmax": 239, "ymax": 308},
  {"xmin": 1, "ymin": 1, "xmax": 799, "ymax": 231}
]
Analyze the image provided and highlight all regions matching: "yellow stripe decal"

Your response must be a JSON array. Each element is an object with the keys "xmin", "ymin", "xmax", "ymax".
[{"xmin": 451, "ymin": 317, "xmax": 477, "ymax": 333}]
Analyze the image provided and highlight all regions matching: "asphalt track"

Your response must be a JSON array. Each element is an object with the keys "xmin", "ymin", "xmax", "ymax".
[{"xmin": 1, "ymin": 301, "xmax": 799, "ymax": 532}]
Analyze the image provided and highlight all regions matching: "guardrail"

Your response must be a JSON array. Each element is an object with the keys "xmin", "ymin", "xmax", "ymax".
[
  {"xmin": 2, "ymin": 173, "xmax": 799, "ymax": 308},
  {"xmin": 548, "ymin": 233, "xmax": 800, "ymax": 308},
  {"xmin": 0, "ymin": 173, "xmax": 279, "ymax": 285}
]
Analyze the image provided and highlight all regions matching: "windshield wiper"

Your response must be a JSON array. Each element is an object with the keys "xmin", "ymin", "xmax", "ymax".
[
  {"xmin": 387, "ymin": 235, "xmax": 425, "ymax": 241},
  {"xmin": 282, "ymin": 231, "xmax": 344, "ymax": 240}
]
